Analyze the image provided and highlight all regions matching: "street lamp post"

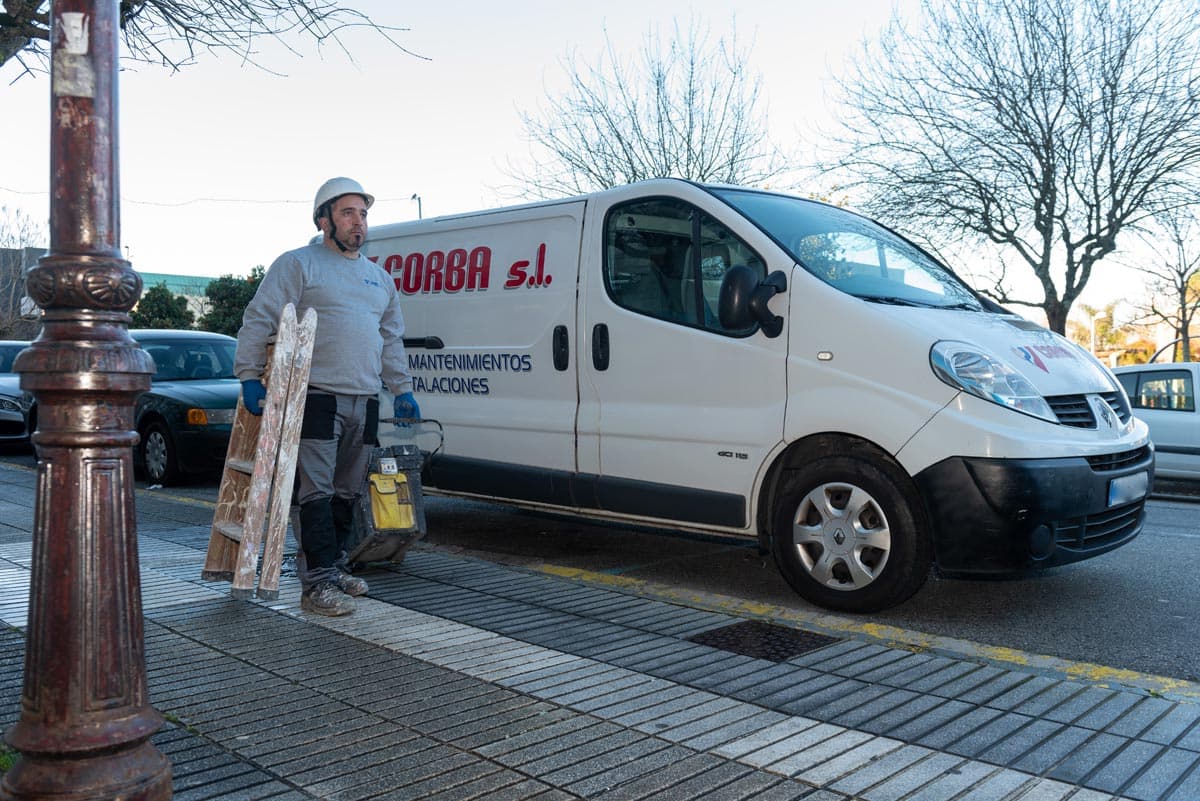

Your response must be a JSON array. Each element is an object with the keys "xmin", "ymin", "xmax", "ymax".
[
  {"xmin": 411, "ymin": 193, "xmax": 422, "ymax": 220},
  {"xmin": 1, "ymin": 1, "xmax": 171, "ymax": 798}
]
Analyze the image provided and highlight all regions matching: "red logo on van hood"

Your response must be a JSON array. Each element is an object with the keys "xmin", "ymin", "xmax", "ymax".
[{"xmin": 1013, "ymin": 346, "xmax": 1048, "ymax": 372}]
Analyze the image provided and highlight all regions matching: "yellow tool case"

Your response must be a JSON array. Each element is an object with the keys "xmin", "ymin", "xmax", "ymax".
[{"xmin": 346, "ymin": 436, "xmax": 431, "ymax": 566}]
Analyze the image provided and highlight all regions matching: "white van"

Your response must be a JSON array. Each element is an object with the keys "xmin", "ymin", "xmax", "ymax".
[{"xmin": 365, "ymin": 179, "xmax": 1153, "ymax": 612}]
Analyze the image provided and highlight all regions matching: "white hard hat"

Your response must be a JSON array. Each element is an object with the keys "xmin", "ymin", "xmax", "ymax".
[{"xmin": 312, "ymin": 177, "xmax": 375, "ymax": 226}]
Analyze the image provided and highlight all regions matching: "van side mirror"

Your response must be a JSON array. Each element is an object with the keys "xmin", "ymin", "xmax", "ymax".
[{"xmin": 718, "ymin": 267, "xmax": 787, "ymax": 338}]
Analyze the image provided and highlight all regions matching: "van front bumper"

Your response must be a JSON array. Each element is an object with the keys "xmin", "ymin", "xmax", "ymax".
[{"xmin": 913, "ymin": 445, "xmax": 1153, "ymax": 574}]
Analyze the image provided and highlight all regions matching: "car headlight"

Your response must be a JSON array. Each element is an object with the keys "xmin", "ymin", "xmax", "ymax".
[
  {"xmin": 186, "ymin": 408, "xmax": 236, "ymax": 426},
  {"xmin": 0, "ymin": 396, "xmax": 19, "ymax": 413},
  {"xmin": 930, "ymin": 341, "xmax": 1057, "ymax": 423}
]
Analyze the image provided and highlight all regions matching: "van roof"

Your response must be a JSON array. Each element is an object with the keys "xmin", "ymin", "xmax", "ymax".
[{"xmin": 365, "ymin": 178, "xmax": 758, "ymax": 240}]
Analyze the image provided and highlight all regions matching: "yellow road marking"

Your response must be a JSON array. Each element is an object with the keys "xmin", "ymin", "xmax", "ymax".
[
  {"xmin": 537, "ymin": 564, "xmax": 1200, "ymax": 703},
  {"xmin": 139, "ymin": 488, "xmax": 217, "ymax": 509}
]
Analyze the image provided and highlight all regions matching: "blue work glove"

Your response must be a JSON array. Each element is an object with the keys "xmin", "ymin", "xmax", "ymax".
[
  {"xmin": 241, "ymin": 379, "xmax": 266, "ymax": 416},
  {"xmin": 393, "ymin": 392, "xmax": 421, "ymax": 427}
]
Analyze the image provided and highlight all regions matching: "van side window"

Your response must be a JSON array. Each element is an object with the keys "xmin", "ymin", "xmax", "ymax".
[
  {"xmin": 604, "ymin": 197, "xmax": 764, "ymax": 334},
  {"xmin": 1126, "ymin": 370, "xmax": 1195, "ymax": 412}
]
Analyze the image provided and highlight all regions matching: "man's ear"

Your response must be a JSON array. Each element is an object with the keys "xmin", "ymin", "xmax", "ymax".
[{"xmin": 316, "ymin": 215, "xmax": 331, "ymax": 235}]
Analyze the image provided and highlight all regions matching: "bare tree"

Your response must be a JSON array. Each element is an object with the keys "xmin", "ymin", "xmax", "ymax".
[
  {"xmin": 1124, "ymin": 209, "xmax": 1200, "ymax": 361},
  {"xmin": 0, "ymin": 206, "xmax": 46, "ymax": 338},
  {"xmin": 1, "ymin": 1, "xmax": 419, "ymax": 80},
  {"xmin": 823, "ymin": 0, "xmax": 1200, "ymax": 333},
  {"xmin": 509, "ymin": 18, "xmax": 789, "ymax": 199}
]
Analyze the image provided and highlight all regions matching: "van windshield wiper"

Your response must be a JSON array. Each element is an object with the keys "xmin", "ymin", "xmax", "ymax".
[
  {"xmin": 864, "ymin": 295, "xmax": 981, "ymax": 311},
  {"xmin": 862, "ymin": 295, "xmax": 930, "ymax": 308}
]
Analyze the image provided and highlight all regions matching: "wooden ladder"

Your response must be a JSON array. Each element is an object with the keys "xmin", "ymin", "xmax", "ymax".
[{"xmin": 202, "ymin": 303, "xmax": 317, "ymax": 599}]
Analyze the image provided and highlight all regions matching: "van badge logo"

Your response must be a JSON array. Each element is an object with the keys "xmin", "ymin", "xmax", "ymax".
[
  {"xmin": 1097, "ymin": 398, "xmax": 1113, "ymax": 428},
  {"xmin": 833, "ymin": 528, "xmax": 846, "ymax": 545}
]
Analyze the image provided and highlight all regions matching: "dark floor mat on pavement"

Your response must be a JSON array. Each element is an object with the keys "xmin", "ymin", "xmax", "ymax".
[{"xmin": 688, "ymin": 620, "xmax": 840, "ymax": 662}]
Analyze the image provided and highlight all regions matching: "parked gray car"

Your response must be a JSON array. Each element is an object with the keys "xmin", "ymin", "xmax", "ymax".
[
  {"xmin": 1113, "ymin": 361, "xmax": 1200, "ymax": 481},
  {"xmin": 0, "ymin": 341, "xmax": 32, "ymax": 445}
]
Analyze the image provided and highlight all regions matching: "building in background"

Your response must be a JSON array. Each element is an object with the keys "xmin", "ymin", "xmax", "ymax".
[
  {"xmin": 0, "ymin": 248, "xmax": 216, "ymax": 337},
  {"xmin": 137, "ymin": 271, "xmax": 217, "ymax": 319}
]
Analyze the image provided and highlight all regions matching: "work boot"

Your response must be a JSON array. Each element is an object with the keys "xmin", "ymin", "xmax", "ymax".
[
  {"xmin": 301, "ymin": 581, "xmax": 354, "ymax": 617},
  {"xmin": 335, "ymin": 570, "xmax": 368, "ymax": 597}
]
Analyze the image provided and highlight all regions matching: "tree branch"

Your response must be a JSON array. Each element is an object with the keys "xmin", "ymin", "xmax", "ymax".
[{"xmin": 1, "ymin": 0, "xmax": 422, "ymax": 77}]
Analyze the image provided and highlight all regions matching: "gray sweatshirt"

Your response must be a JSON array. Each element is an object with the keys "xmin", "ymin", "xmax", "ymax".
[{"xmin": 234, "ymin": 243, "xmax": 413, "ymax": 397}]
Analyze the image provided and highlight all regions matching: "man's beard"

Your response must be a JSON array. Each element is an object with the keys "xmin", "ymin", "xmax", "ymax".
[{"xmin": 332, "ymin": 223, "xmax": 365, "ymax": 252}]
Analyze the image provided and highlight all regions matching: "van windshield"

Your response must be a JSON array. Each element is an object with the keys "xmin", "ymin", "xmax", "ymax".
[{"xmin": 711, "ymin": 188, "xmax": 984, "ymax": 311}]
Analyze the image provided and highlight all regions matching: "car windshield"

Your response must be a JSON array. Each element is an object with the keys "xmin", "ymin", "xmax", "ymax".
[
  {"xmin": 138, "ymin": 338, "xmax": 238, "ymax": 381},
  {"xmin": 710, "ymin": 188, "xmax": 984, "ymax": 311}
]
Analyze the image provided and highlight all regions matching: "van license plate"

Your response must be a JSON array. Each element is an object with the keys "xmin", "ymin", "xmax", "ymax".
[{"xmin": 1108, "ymin": 471, "xmax": 1148, "ymax": 507}]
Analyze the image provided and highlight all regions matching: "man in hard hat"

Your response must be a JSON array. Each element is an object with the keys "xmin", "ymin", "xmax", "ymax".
[{"xmin": 234, "ymin": 177, "xmax": 421, "ymax": 616}]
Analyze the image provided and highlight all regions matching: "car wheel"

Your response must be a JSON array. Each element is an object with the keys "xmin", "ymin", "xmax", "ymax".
[
  {"xmin": 140, "ymin": 419, "xmax": 180, "ymax": 486},
  {"xmin": 772, "ymin": 450, "xmax": 931, "ymax": 613}
]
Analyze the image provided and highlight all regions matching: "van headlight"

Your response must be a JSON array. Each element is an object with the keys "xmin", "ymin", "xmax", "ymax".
[{"xmin": 930, "ymin": 341, "xmax": 1057, "ymax": 423}]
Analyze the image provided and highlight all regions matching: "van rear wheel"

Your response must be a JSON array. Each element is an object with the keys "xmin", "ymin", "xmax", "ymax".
[{"xmin": 772, "ymin": 453, "xmax": 931, "ymax": 613}]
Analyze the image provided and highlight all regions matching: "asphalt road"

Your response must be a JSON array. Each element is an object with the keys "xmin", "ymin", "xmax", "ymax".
[{"xmin": 2, "ymin": 443, "xmax": 1196, "ymax": 683}]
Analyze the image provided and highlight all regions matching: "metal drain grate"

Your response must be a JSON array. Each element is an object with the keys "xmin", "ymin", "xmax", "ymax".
[{"xmin": 688, "ymin": 620, "xmax": 841, "ymax": 662}]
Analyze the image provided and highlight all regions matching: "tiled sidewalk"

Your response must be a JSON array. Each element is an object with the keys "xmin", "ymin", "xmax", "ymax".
[{"xmin": 1, "ymin": 462, "xmax": 1198, "ymax": 800}]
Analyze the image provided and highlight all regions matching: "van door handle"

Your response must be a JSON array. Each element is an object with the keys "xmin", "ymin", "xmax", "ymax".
[
  {"xmin": 402, "ymin": 336, "xmax": 444, "ymax": 350},
  {"xmin": 553, "ymin": 325, "xmax": 569, "ymax": 371},
  {"xmin": 592, "ymin": 323, "xmax": 609, "ymax": 371}
]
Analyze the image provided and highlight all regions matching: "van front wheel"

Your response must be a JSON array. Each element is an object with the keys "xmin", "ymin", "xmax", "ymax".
[{"xmin": 772, "ymin": 455, "xmax": 931, "ymax": 613}]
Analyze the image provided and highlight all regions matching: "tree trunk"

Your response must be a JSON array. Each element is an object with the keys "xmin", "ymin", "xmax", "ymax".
[{"xmin": 1044, "ymin": 301, "xmax": 1068, "ymax": 335}]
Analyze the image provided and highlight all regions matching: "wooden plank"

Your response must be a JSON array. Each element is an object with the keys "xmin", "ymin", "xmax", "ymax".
[
  {"xmin": 203, "ymin": 356, "xmax": 266, "ymax": 580},
  {"xmin": 231, "ymin": 303, "xmax": 297, "ymax": 599},
  {"xmin": 213, "ymin": 520, "xmax": 245, "ymax": 541},
  {"xmin": 257, "ymin": 306, "xmax": 317, "ymax": 600}
]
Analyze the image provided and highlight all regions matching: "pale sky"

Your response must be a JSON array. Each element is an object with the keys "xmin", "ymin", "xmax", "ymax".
[
  {"xmin": 0, "ymin": 0, "xmax": 1131, "ymax": 317},
  {"xmin": 0, "ymin": 1, "xmax": 917, "ymax": 272}
]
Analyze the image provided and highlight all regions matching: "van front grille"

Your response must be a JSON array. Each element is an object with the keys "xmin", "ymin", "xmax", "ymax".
[
  {"xmin": 1046, "ymin": 395, "xmax": 1093, "ymax": 427},
  {"xmin": 1054, "ymin": 501, "xmax": 1143, "ymax": 551},
  {"xmin": 1045, "ymin": 392, "xmax": 1131, "ymax": 428},
  {"xmin": 1086, "ymin": 446, "xmax": 1150, "ymax": 472},
  {"xmin": 1099, "ymin": 391, "xmax": 1132, "ymax": 425}
]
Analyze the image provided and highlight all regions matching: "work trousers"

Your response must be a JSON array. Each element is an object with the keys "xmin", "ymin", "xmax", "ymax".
[{"xmin": 295, "ymin": 391, "xmax": 379, "ymax": 587}]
